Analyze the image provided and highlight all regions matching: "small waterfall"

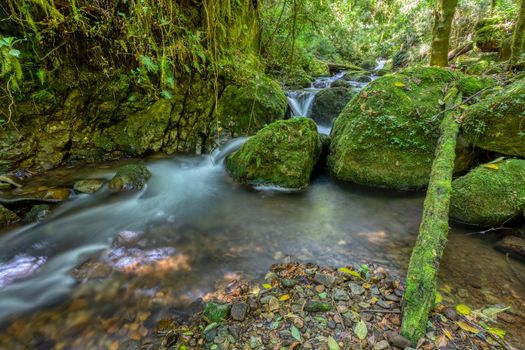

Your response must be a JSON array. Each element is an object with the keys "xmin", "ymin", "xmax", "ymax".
[
  {"xmin": 374, "ymin": 59, "xmax": 387, "ymax": 71},
  {"xmin": 210, "ymin": 137, "xmax": 248, "ymax": 165},
  {"xmin": 286, "ymin": 71, "xmax": 347, "ymax": 118}
]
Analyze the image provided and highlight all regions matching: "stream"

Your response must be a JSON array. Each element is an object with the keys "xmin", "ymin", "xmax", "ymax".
[{"xmin": 0, "ymin": 67, "xmax": 524, "ymax": 349}]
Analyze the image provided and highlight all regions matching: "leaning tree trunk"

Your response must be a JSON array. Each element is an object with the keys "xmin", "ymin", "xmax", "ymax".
[
  {"xmin": 401, "ymin": 87, "xmax": 461, "ymax": 342},
  {"xmin": 509, "ymin": 0, "xmax": 525, "ymax": 68},
  {"xmin": 430, "ymin": 0, "xmax": 459, "ymax": 67}
]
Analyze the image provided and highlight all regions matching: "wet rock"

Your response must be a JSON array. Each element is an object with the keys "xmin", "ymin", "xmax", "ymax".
[
  {"xmin": 444, "ymin": 307, "xmax": 458, "ymax": 320},
  {"xmin": 305, "ymin": 300, "xmax": 332, "ymax": 312},
  {"xmin": 43, "ymin": 188, "xmax": 71, "ymax": 201},
  {"xmin": 313, "ymin": 273, "xmax": 336, "ymax": 287},
  {"xmin": 249, "ymin": 335, "xmax": 263, "ymax": 348},
  {"xmin": 226, "ymin": 118, "xmax": 322, "ymax": 189},
  {"xmin": 25, "ymin": 204, "xmax": 51, "ymax": 223},
  {"xmin": 376, "ymin": 299, "xmax": 391, "ymax": 309},
  {"xmin": 0, "ymin": 204, "xmax": 20, "ymax": 226},
  {"xmin": 328, "ymin": 66, "xmax": 483, "ymax": 190},
  {"xmin": 204, "ymin": 302, "xmax": 229, "ymax": 323},
  {"xmin": 462, "ymin": 78, "xmax": 525, "ymax": 158},
  {"xmin": 496, "ymin": 235, "xmax": 525, "ymax": 260},
  {"xmin": 450, "ymin": 159, "xmax": 525, "ymax": 226},
  {"xmin": 333, "ymin": 288, "xmax": 350, "ymax": 301},
  {"xmin": 230, "ymin": 302, "xmax": 249, "ymax": 321},
  {"xmin": 108, "ymin": 164, "xmax": 151, "ymax": 192},
  {"xmin": 118, "ymin": 339, "xmax": 141, "ymax": 350},
  {"xmin": 310, "ymin": 87, "xmax": 356, "ymax": 125},
  {"xmin": 73, "ymin": 179, "xmax": 105, "ymax": 193},
  {"xmin": 281, "ymin": 278, "xmax": 298, "ymax": 288}
]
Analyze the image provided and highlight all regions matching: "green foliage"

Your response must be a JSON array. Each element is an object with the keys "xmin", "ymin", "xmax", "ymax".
[{"xmin": 0, "ymin": 36, "xmax": 23, "ymax": 91}]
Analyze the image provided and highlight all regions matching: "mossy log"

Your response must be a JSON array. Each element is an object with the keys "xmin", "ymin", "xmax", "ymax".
[{"xmin": 401, "ymin": 89, "xmax": 461, "ymax": 342}]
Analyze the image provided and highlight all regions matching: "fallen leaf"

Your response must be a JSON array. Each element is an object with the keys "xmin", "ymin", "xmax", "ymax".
[
  {"xmin": 487, "ymin": 327, "xmax": 506, "ymax": 339},
  {"xmin": 291, "ymin": 325, "xmax": 301, "ymax": 341},
  {"xmin": 263, "ymin": 283, "xmax": 273, "ymax": 289},
  {"xmin": 436, "ymin": 334, "xmax": 449, "ymax": 348},
  {"xmin": 394, "ymin": 81, "xmax": 405, "ymax": 87},
  {"xmin": 481, "ymin": 306, "xmax": 510, "ymax": 320},
  {"xmin": 338, "ymin": 267, "xmax": 362, "ymax": 279},
  {"xmin": 435, "ymin": 292, "xmax": 443, "ymax": 304},
  {"xmin": 456, "ymin": 304, "xmax": 471, "ymax": 316},
  {"xmin": 328, "ymin": 336, "xmax": 341, "ymax": 350},
  {"xmin": 279, "ymin": 294, "xmax": 290, "ymax": 301},
  {"xmin": 456, "ymin": 321, "xmax": 479, "ymax": 334},
  {"xmin": 482, "ymin": 163, "xmax": 499, "ymax": 170},
  {"xmin": 354, "ymin": 320, "xmax": 368, "ymax": 340}
]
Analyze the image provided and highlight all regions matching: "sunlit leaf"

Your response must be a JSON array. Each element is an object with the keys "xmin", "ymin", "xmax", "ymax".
[
  {"xmin": 328, "ymin": 336, "xmax": 341, "ymax": 350},
  {"xmin": 353, "ymin": 320, "xmax": 367, "ymax": 340},
  {"xmin": 456, "ymin": 321, "xmax": 479, "ymax": 334},
  {"xmin": 482, "ymin": 163, "xmax": 499, "ymax": 170},
  {"xmin": 319, "ymin": 292, "xmax": 327, "ymax": 299},
  {"xmin": 487, "ymin": 327, "xmax": 506, "ymax": 339},
  {"xmin": 456, "ymin": 304, "xmax": 471, "ymax": 316},
  {"xmin": 291, "ymin": 325, "xmax": 301, "ymax": 341},
  {"xmin": 279, "ymin": 294, "xmax": 290, "ymax": 301},
  {"xmin": 394, "ymin": 81, "xmax": 405, "ymax": 87},
  {"xmin": 435, "ymin": 292, "xmax": 443, "ymax": 304},
  {"xmin": 262, "ymin": 283, "xmax": 272, "ymax": 289},
  {"xmin": 338, "ymin": 267, "xmax": 361, "ymax": 279}
]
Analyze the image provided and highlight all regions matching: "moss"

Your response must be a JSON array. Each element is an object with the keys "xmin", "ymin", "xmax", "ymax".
[
  {"xmin": 462, "ymin": 79, "xmax": 525, "ymax": 157},
  {"xmin": 310, "ymin": 87, "xmax": 357, "ymax": 125},
  {"xmin": 456, "ymin": 75, "xmax": 496, "ymax": 97},
  {"xmin": 305, "ymin": 57, "xmax": 330, "ymax": 77},
  {"xmin": 0, "ymin": 204, "xmax": 20, "ymax": 226},
  {"xmin": 473, "ymin": 18, "xmax": 510, "ymax": 52},
  {"xmin": 450, "ymin": 159, "xmax": 525, "ymax": 226},
  {"xmin": 328, "ymin": 66, "xmax": 471, "ymax": 190},
  {"xmin": 216, "ymin": 76, "xmax": 288, "ymax": 137},
  {"xmin": 226, "ymin": 118, "xmax": 322, "ymax": 189},
  {"xmin": 108, "ymin": 164, "xmax": 151, "ymax": 192},
  {"xmin": 204, "ymin": 302, "xmax": 229, "ymax": 323}
]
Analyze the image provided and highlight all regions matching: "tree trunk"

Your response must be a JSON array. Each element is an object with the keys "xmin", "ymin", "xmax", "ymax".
[
  {"xmin": 509, "ymin": 0, "xmax": 525, "ymax": 67},
  {"xmin": 429, "ymin": 0, "xmax": 459, "ymax": 67},
  {"xmin": 401, "ymin": 88, "xmax": 461, "ymax": 342}
]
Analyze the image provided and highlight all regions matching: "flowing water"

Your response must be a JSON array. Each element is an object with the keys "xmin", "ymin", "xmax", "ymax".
[{"xmin": 0, "ymin": 70, "xmax": 524, "ymax": 349}]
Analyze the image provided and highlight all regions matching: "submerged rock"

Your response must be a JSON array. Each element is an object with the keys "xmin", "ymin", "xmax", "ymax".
[
  {"xmin": 496, "ymin": 235, "xmax": 525, "ymax": 260},
  {"xmin": 310, "ymin": 87, "xmax": 357, "ymax": 125},
  {"xmin": 450, "ymin": 159, "xmax": 525, "ymax": 226},
  {"xmin": 0, "ymin": 204, "xmax": 19, "ymax": 226},
  {"xmin": 108, "ymin": 164, "xmax": 151, "ymax": 192},
  {"xmin": 74, "ymin": 179, "xmax": 105, "ymax": 193},
  {"xmin": 25, "ymin": 204, "xmax": 51, "ymax": 223},
  {"xmin": 226, "ymin": 118, "xmax": 322, "ymax": 189},
  {"xmin": 462, "ymin": 79, "xmax": 525, "ymax": 157},
  {"xmin": 216, "ymin": 76, "xmax": 288, "ymax": 138},
  {"xmin": 328, "ymin": 66, "xmax": 481, "ymax": 190}
]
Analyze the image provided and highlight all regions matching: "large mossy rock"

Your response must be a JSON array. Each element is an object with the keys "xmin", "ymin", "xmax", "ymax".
[
  {"xmin": 473, "ymin": 18, "xmax": 510, "ymax": 53},
  {"xmin": 450, "ymin": 159, "xmax": 525, "ymax": 226},
  {"xmin": 310, "ymin": 87, "xmax": 357, "ymax": 125},
  {"xmin": 108, "ymin": 164, "xmax": 151, "ymax": 192},
  {"xmin": 216, "ymin": 76, "xmax": 288, "ymax": 138},
  {"xmin": 462, "ymin": 80, "xmax": 525, "ymax": 157},
  {"xmin": 328, "ymin": 67, "xmax": 484, "ymax": 190},
  {"xmin": 226, "ymin": 118, "xmax": 322, "ymax": 189},
  {"xmin": 0, "ymin": 204, "xmax": 19, "ymax": 226}
]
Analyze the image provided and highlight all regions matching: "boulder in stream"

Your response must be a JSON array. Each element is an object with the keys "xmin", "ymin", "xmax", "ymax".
[
  {"xmin": 462, "ymin": 79, "xmax": 525, "ymax": 158},
  {"xmin": 496, "ymin": 235, "xmax": 525, "ymax": 260},
  {"xmin": 0, "ymin": 204, "xmax": 19, "ymax": 226},
  {"xmin": 310, "ymin": 87, "xmax": 357, "ymax": 125},
  {"xmin": 226, "ymin": 118, "xmax": 322, "ymax": 189},
  {"xmin": 108, "ymin": 164, "xmax": 151, "ymax": 192},
  {"xmin": 74, "ymin": 179, "xmax": 105, "ymax": 194},
  {"xmin": 450, "ymin": 159, "xmax": 525, "ymax": 226},
  {"xmin": 328, "ymin": 66, "xmax": 485, "ymax": 190}
]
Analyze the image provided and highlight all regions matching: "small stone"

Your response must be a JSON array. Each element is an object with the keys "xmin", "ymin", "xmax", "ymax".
[
  {"xmin": 327, "ymin": 319, "xmax": 336, "ymax": 329},
  {"xmin": 205, "ymin": 328, "xmax": 217, "ymax": 342},
  {"xmin": 249, "ymin": 336, "xmax": 263, "ymax": 348},
  {"xmin": 108, "ymin": 164, "xmax": 151, "ymax": 192},
  {"xmin": 293, "ymin": 317, "xmax": 304, "ymax": 329},
  {"xmin": 377, "ymin": 299, "xmax": 391, "ymax": 309},
  {"xmin": 444, "ymin": 307, "xmax": 457, "ymax": 320},
  {"xmin": 230, "ymin": 302, "xmax": 249, "ymax": 321},
  {"xmin": 315, "ymin": 285, "xmax": 325, "ymax": 293},
  {"xmin": 313, "ymin": 273, "xmax": 336, "ymax": 287},
  {"xmin": 305, "ymin": 301, "xmax": 332, "ymax": 312},
  {"xmin": 349, "ymin": 282, "xmax": 365, "ymax": 295},
  {"xmin": 43, "ymin": 188, "xmax": 71, "ymax": 201},
  {"xmin": 333, "ymin": 288, "xmax": 350, "ymax": 301},
  {"xmin": 281, "ymin": 278, "xmax": 298, "ymax": 288},
  {"xmin": 25, "ymin": 204, "xmax": 51, "ymax": 223},
  {"xmin": 374, "ymin": 340, "xmax": 389, "ymax": 350},
  {"xmin": 384, "ymin": 293, "xmax": 399, "ymax": 302},
  {"xmin": 228, "ymin": 325, "xmax": 241, "ymax": 339},
  {"xmin": 0, "ymin": 204, "xmax": 20, "ymax": 225},
  {"xmin": 118, "ymin": 339, "xmax": 141, "ymax": 350},
  {"xmin": 386, "ymin": 331, "xmax": 412, "ymax": 349},
  {"xmin": 267, "ymin": 297, "xmax": 279, "ymax": 312},
  {"xmin": 73, "ymin": 179, "xmax": 105, "ymax": 193}
]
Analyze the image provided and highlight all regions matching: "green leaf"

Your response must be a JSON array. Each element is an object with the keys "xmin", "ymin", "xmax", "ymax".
[
  {"xmin": 338, "ymin": 267, "xmax": 362, "ymax": 279},
  {"xmin": 487, "ymin": 327, "xmax": 506, "ymax": 339},
  {"xmin": 435, "ymin": 291, "xmax": 443, "ymax": 304},
  {"xmin": 160, "ymin": 90, "xmax": 172, "ymax": 99},
  {"xmin": 319, "ymin": 292, "xmax": 327, "ymax": 299},
  {"xmin": 481, "ymin": 306, "xmax": 510, "ymax": 320},
  {"xmin": 140, "ymin": 55, "xmax": 159, "ymax": 73},
  {"xmin": 456, "ymin": 304, "xmax": 471, "ymax": 316},
  {"xmin": 262, "ymin": 283, "xmax": 272, "ymax": 289},
  {"xmin": 8, "ymin": 48, "xmax": 20, "ymax": 57},
  {"xmin": 353, "ymin": 320, "xmax": 368, "ymax": 340},
  {"xmin": 291, "ymin": 325, "xmax": 301, "ymax": 341},
  {"xmin": 328, "ymin": 336, "xmax": 341, "ymax": 350}
]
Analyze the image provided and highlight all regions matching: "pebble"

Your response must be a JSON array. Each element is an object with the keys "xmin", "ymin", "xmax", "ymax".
[
  {"xmin": 281, "ymin": 279, "xmax": 298, "ymax": 288},
  {"xmin": 349, "ymin": 282, "xmax": 365, "ymax": 295},
  {"xmin": 305, "ymin": 301, "xmax": 332, "ymax": 312},
  {"xmin": 374, "ymin": 340, "xmax": 389, "ymax": 350},
  {"xmin": 230, "ymin": 302, "xmax": 249, "ymax": 321},
  {"xmin": 313, "ymin": 273, "xmax": 336, "ymax": 287},
  {"xmin": 333, "ymin": 288, "xmax": 350, "ymax": 301},
  {"xmin": 386, "ymin": 331, "xmax": 412, "ymax": 349},
  {"xmin": 444, "ymin": 307, "xmax": 457, "ymax": 320}
]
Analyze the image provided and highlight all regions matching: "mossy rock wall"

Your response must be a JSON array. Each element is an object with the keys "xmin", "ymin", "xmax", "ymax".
[
  {"xmin": 473, "ymin": 18, "xmax": 511, "ymax": 53},
  {"xmin": 328, "ymin": 67, "xmax": 484, "ymax": 190},
  {"xmin": 462, "ymin": 79, "xmax": 525, "ymax": 157},
  {"xmin": 226, "ymin": 118, "xmax": 322, "ymax": 189},
  {"xmin": 0, "ymin": 73, "xmax": 287, "ymax": 173},
  {"xmin": 450, "ymin": 159, "xmax": 525, "ymax": 226}
]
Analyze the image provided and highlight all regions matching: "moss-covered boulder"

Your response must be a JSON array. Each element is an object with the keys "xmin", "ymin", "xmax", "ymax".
[
  {"xmin": 462, "ymin": 80, "xmax": 525, "ymax": 157},
  {"xmin": 305, "ymin": 58, "xmax": 330, "ymax": 77},
  {"xmin": 450, "ymin": 159, "xmax": 525, "ymax": 226},
  {"xmin": 108, "ymin": 164, "xmax": 151, "ymax": 192},
  {"xmin": 226, "ymin": 118, "xmax": 322, "ymax": 189},
  {"xmin": 0, "ymin": 204, "xmax": 19, "ymax": 226},
  {"xmin": 310, "ymin": 87, "xmax": 357, "ymax": 125},
  {"xmin": 328, "ymin": 67, "xmax": 484, "ymax": 190},
  {"xmin": 216, "ymin": 76, "xmax": 288, "ymax": 138},
  {"xmin": 473, "ymin": 18, "xmax": 510, "ymax": 52}
]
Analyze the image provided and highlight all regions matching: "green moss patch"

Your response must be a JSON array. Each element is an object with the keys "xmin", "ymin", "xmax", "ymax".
[
  {"xmin": 450, "ymin": 159, "xmax": 525, "ymax": 226},
  {"xmin": 226, "ymin": 118, "xmax": 322, "ymax": 189}
]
